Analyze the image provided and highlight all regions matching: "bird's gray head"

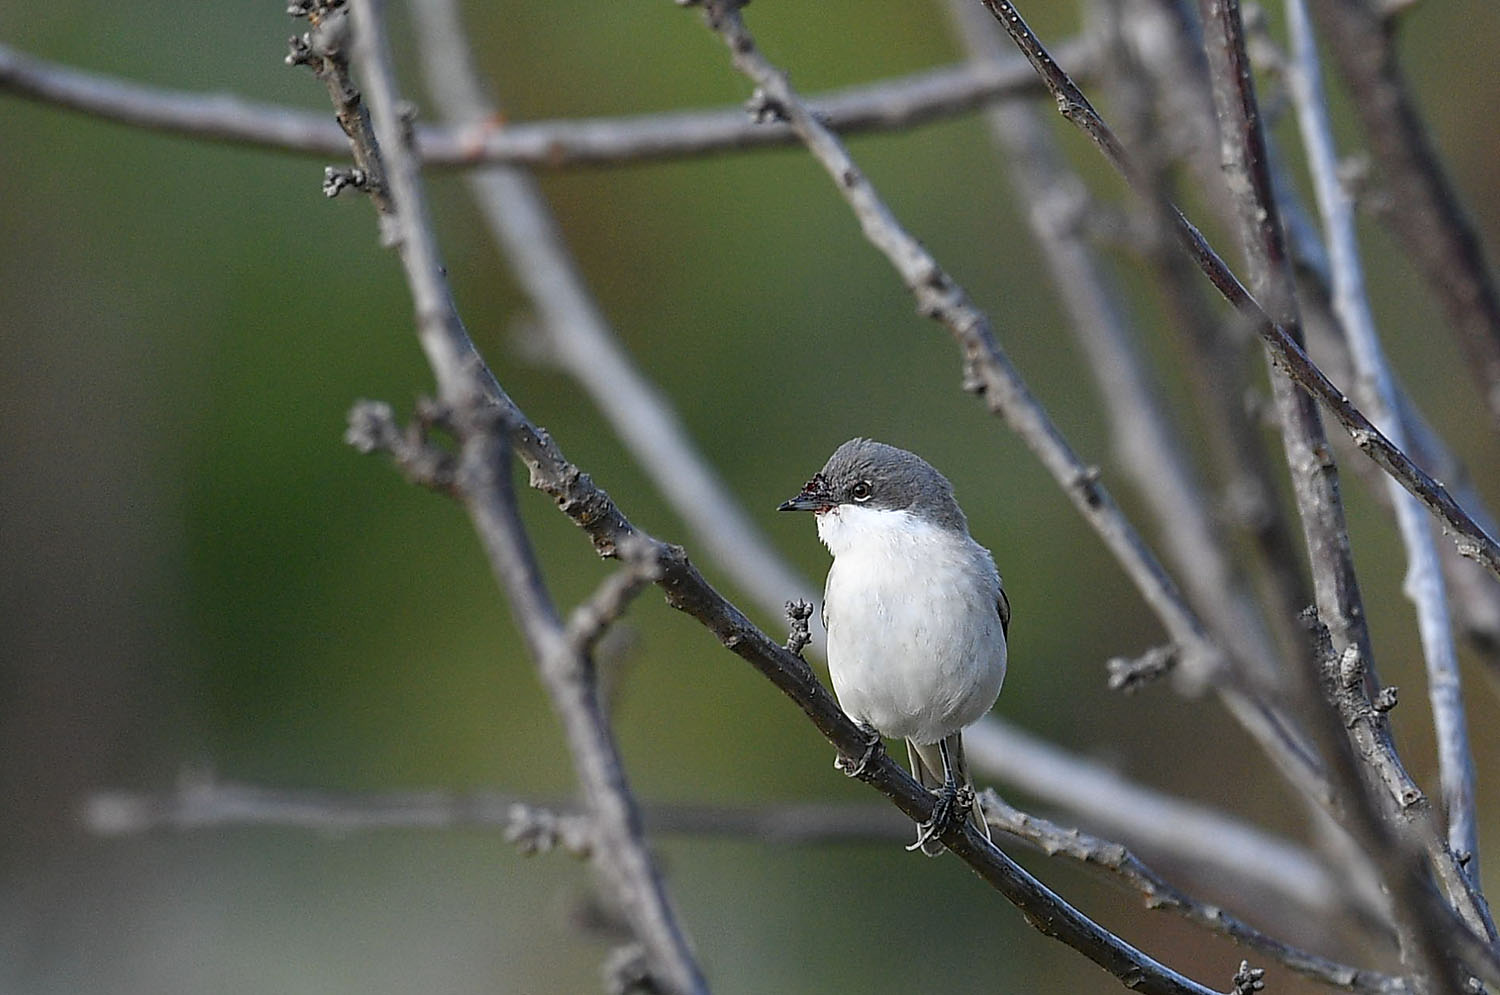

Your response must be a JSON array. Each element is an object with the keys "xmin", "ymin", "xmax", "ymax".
[{"xmin": 778, "ymin": 438, "xmax": 968, "ymax": 532}]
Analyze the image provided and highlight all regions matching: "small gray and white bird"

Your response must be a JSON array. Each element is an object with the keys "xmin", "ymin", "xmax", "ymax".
[{"xmin": 780, "ymin": 438, "xmax": 1008, "ymax": 855}]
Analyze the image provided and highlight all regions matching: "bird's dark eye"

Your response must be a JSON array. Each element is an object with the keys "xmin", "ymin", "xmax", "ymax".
[{"xmin": 850, "ymin": 480, "xmax": 873, "ymax": 502}]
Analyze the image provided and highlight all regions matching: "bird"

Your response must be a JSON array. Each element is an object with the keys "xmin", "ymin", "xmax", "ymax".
[{"xmin": 779, "ymin": 438, "xmax": 1009, "ymax": 855}]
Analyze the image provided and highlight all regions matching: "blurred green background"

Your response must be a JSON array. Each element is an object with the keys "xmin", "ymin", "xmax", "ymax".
[{"xmin": 3, "ymin": 1, "xmax": 1499, "ymax": 993}]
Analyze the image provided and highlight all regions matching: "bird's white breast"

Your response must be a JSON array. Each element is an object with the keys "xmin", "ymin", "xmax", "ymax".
[{"xmin": 817, "ymin": 505, "xmax": 1007, "ymax": 744}]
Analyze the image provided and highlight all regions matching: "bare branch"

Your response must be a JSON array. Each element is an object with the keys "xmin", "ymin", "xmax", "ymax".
[
  {"xmin": 1294, "ymin": 215, "xmax": 1500, "ymax": 683},
  {"xmin": 1192, "ymin": 0, "xmax": 1482, "ymax": 985},
  {"xmin": 83, "ymin": 769, "xmax": 1362, "ymax": 931},
  {"xmin": 1231, "ymin": 962, "xmax": 1268, "ymax": 995},
  {"xmin": 981, "ymin": 792, "xmax": 1408, "ymax": 995},
  {"xmin": 783, "ymin": 600, "xmax": 815, "ymax": 657},
  {"xmin": 982, "ymin": 4, "xmax": 1500, "ymax": 986},
  {"xmin": 343, "ymin": 398, "xmax": 457, "ymax": 492},
  {"xmin": 1196, "ymin": 0, "xmax": 1379, "ymax": 779},
  {"xmin": 1284, "ymin": 0, "xmax": 1484, "ymax": 898},
  {"xmin": 1306, "ymin": 0, "xmax": 1500, "ymax": 428},
  {"xmin": 84, "ymin": 719, "xmax": 1395, "ymax": 954},
  {"xmin": 962, "ymin": 719, "xmax": 1387, "ymax": 929},
  {"xmin": 1107, "ymin": 0, "xmax": 1318, "ymax": 674},
  {"xmin": 565, "ymin": 537, "xmax": 663, "ymax": 657},
  {"xmin": 82, "ymin": 779, "xmax": 915, "ymax": 844},
  {"xmin": 504, "ymin": 803, "xmax": 596, "ymax": 858},
  {"xmin": 1304, "ymin": 613, "xmax": 1496, "ymax": 943},
  {"xmin": 327, "ymin": 3, "xmax": 709, "ymax": 989},
  {"xmin": 1105, "ymin": 645, "xmax": 1179, "ymax": 693},
  {"xmin": 454, "ymin": 393, "xmax": 707, "ymax": 995},
  {"xmin": 0, "ymin": 38, "xmax": 1090, "ymax": 170},
  {"xmin": 944, "ymin": 0, "xmax": 1284, "ymax": 697},
  {"xmin": 1397, "ymin": 397, "xmax": 1500, "ymax": 675},
  {"xmin": 285, "ymin": 4, "xmax": 394, "ymax": 238},
  {"xmin": 975, "ymin": 0, "xmax": 1500, "ymax": 588}
]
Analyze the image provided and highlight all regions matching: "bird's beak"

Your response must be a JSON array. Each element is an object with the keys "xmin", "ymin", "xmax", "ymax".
[{"xmin": 778, "ymin": 475, "xmax": 833, "ymax": 513}]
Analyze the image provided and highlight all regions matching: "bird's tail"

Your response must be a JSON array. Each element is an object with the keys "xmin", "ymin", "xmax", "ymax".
[{"xmin": 907, "ymin": 732, "xmax": 990, "ymax": 857}]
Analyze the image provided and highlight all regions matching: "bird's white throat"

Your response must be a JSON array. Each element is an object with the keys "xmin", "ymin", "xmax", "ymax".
[{"xmin": 815, "ymin": 503, "xmax": 948, "ymax": 557}]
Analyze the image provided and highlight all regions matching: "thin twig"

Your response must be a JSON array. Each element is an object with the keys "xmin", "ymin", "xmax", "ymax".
[
  {"xmin": 1284, "ymin": 0, "xmax": 1484, "ymax": 899},
  {"xmin": 564, "ymin": 537, "xmax": 664, "ymax": 656},
  {"xmin": 286, "ymin": 2, "xmax": 394, "ymax": 236},
  {"xmin": 87, "ymin": 729, "xmax": 1388, "ymax": 942},
  {"xmin": 1305, "ymin": 0, "xmax": 1500, "ymax": 428},
  {"xmin": 0, "ymin": 38, "xmax": 1088, "ymax": 170},
  {"xmin": 1105, "ymin": 645, "xmax": 1179, "ymax": 693},
  {"xmin": 344, "ymin": 397, "xmax": 458, "ymax": 492},
  {"xmin": 504, "ymin": 803, "xmax": 596, "ymax": 858},
  {"xmin": 783, "ymin": 600, "xmax": 815, "ymax": 657},
  {"xmin": 80, "ymin": 764, "xmax": 1377, "ymax": 938},
  {"xmin": 981, "ymin": 792, "xmax": 1408, "ymax": 995},
  {"xmin": 975, "ymin": 0, "xmax": 1500, "ymax": 587}
]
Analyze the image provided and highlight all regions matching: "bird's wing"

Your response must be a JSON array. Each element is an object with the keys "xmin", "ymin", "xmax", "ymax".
[
  {"xmin": 821, "ymin": 573, "xmax": 832, "ymax": 632},
  {"xmin": 997, "ymin": 584, "xmax": 1011, "ymax": 638}
]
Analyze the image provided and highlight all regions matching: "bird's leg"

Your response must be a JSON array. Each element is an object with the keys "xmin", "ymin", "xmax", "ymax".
[
  {"xmin": 944, "ymin": 737, "xmax": 977, "ymax": 816},
  {"xmin": 834, "ymin": 722, "xmax": 884, "ymax": 778},
  {"xmin": 908, "ymin": 738, "xmax": 966, "ymax": 853}
]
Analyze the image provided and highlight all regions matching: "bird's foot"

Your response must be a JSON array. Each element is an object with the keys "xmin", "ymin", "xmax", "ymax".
[
  {"xmin": 834, "ymin": 723, "xmax": 883, "ymax": 779},
  {"xmin": 907, "ymin": 779, "xmax": 972, "ymax": 854}
]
